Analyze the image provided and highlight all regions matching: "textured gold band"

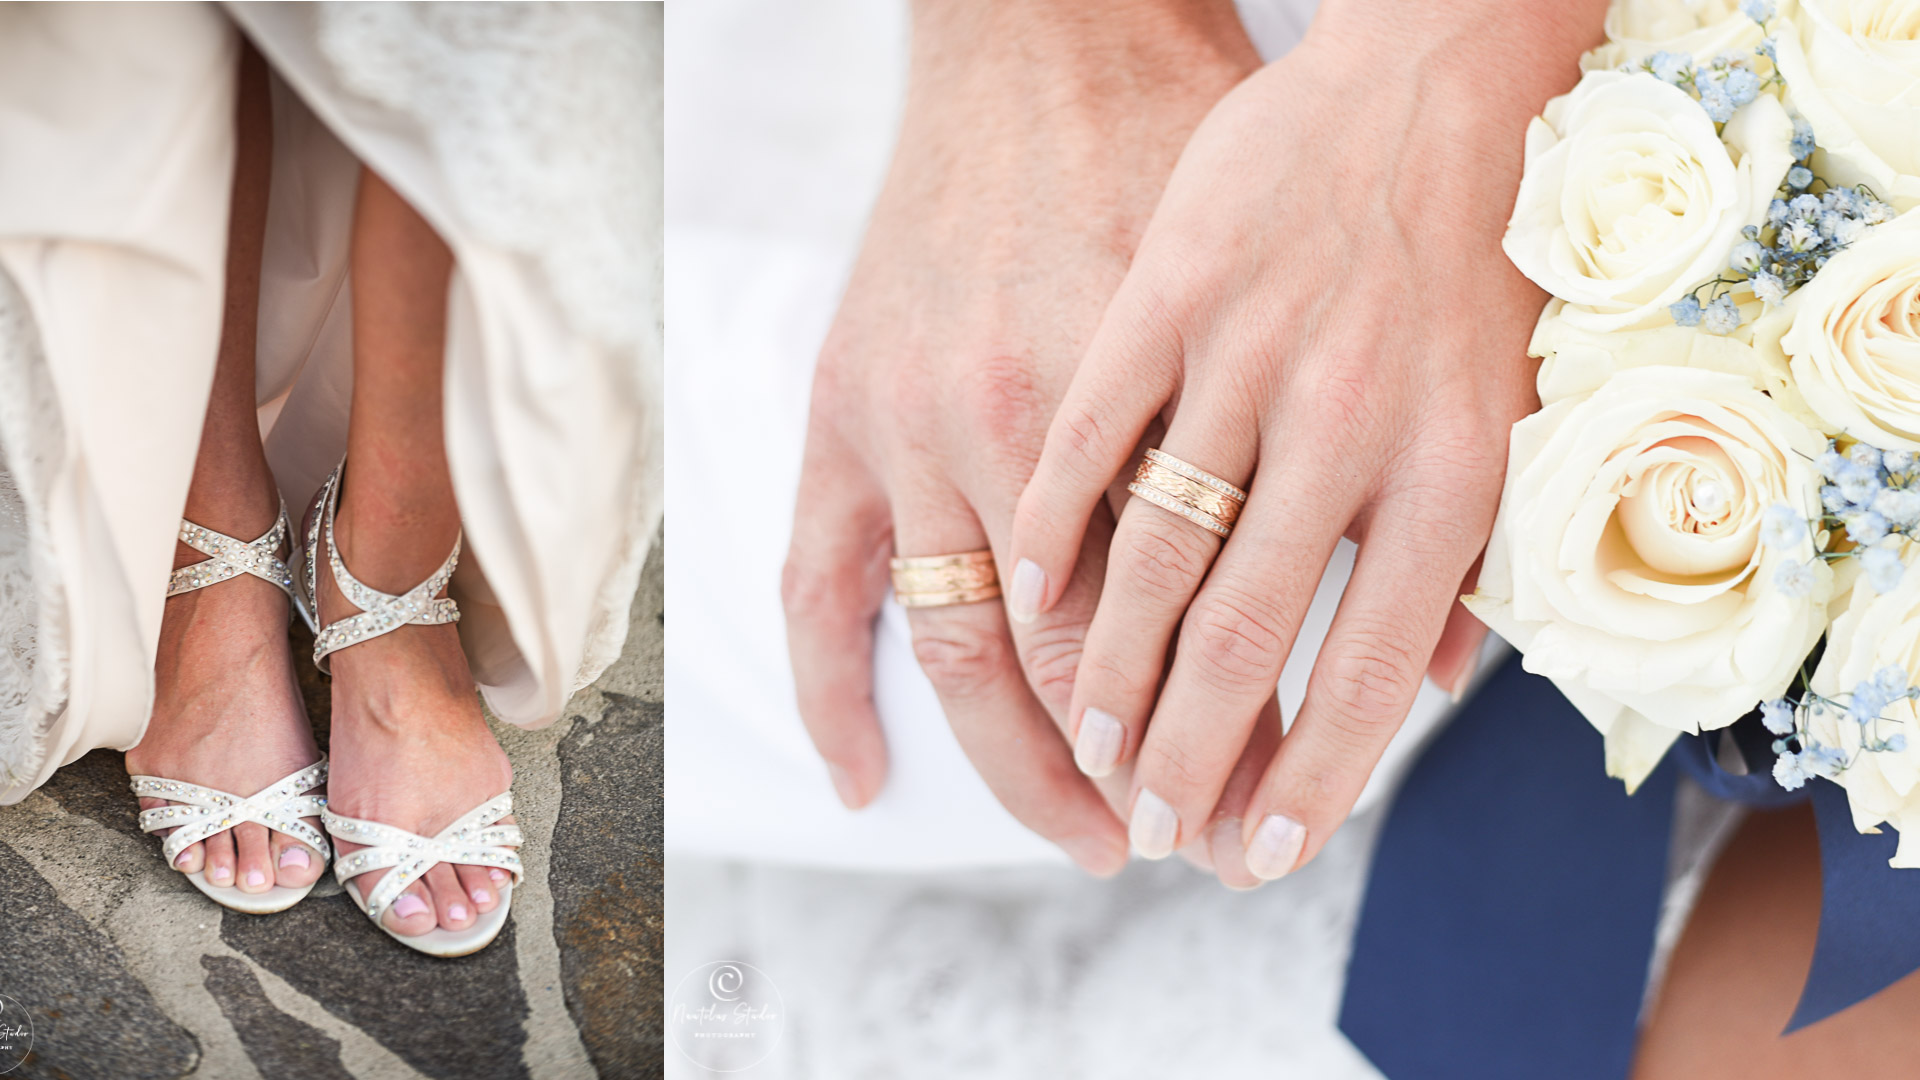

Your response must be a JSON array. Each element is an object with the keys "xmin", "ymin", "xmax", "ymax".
[
  {"xmin": 1128, "ymin": 450, "xmax": 1247, "ymax": 538},
  {"xmin": 890, "ymin": 550, "xmax": 1002, "ymax": 608}
]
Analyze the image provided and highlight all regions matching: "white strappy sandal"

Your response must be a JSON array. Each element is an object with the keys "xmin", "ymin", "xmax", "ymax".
[
  {"xmin": 132, "ymin": 503, "xmax": 332, "ymax": 914},
  {"xmin": 303, "ymin": 461, "xmax": 524, "ymax": 957}
]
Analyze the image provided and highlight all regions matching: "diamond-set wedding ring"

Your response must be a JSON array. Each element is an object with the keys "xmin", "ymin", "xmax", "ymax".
[
  {"xmin": 1126, "ymin": 448, "xmax": 1247, "ymax": 538},
  {"xmin": 889, "ymin": 550, "xmax": 1002, "ymax": 608}
]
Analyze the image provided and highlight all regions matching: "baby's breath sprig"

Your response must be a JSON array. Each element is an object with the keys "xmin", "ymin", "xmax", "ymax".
[
  {"xmin": 1762, "ymin": 666, "xmax": 1915, "ymax": 792},
  {"xmin": 1764, "ymin": 441, "xmax": 1918, "ymax": 600}
]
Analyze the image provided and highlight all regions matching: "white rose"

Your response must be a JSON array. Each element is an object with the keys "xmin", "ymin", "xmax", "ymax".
[
  {"xmin": 1505, "ymin": 72, "xmax": 1794, "ymax": 333},
  {"xmin": 1750, "ymin": 208, "xmax": 1920, "ymax": 446},
  {"xmin": 1530, "ymin": 295, "xmax": 1777, "ymax": 406},
  {"xmin": 1466, "ymin": 366, "xmax": 1831, "ymax": 791},
  {"xmin": 1808, "ymin": 542, "xmax": 1920, "ymax": 864},
  {"xmin": 1773, "ymin": 0, "xmax": 1920, "ymax": 209},
  {"xmin": 1583, "ymin": 0, "xmax": 1773, "ymax": 71}
]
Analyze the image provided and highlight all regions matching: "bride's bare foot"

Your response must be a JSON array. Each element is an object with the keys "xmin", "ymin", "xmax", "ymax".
[
  {"xmin": 124, "ymin": 496, "xmax": 326, "ymax": 896},
  {"xmin": 319, "ymin": 476, "xmax": 516, "ymax": 938}
]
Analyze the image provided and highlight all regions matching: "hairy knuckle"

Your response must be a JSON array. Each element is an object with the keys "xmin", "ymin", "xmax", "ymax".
[
  {"xmin": 956, "ymin": 354, "xmax": 1048, "ymax": 452},
  {"xmin": 1183, "ymin": 592, "xmax": 1287, "ymax": 689},
  {"xmin": 1114, "ymin": 521, "xmax": 1214, "ymax": 606},
  {"xmin": 911, "ymin": 622, "xmax": 1011, "ymax": 698}
]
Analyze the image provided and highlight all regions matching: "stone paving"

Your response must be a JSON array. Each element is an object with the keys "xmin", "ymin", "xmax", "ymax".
[{"xmin": 0, "ymin": 537, "xmax": 663, "ymax": 1080}]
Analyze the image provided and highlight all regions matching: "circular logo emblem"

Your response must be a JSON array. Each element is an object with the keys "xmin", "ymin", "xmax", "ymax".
[
  {"xmin": 668, "ymin": 960, "xmax": 785, "ymax": 1072},
  {"xmin": 0, "ymin": 995, "xmax": 32, "ymax": 1075}
]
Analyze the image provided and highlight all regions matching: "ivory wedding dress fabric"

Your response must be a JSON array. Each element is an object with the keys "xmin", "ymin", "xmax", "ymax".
[{"xmin": 0, "ymin": 3, "xmax": 662, "ymax": 803}]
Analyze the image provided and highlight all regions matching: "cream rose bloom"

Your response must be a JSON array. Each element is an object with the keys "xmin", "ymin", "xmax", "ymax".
[
  {"xmin": 1749, "ymin": 209, "xmax": 1920, "ymax": 445},
  {"xmin": 1583, "ymin": 0, "xmax": 1776, "ymax": 71},
  {"xmin": 1466, "ymin": 367, "xmax": 1831, "ymax": 791},
  {"xmin": 1530, "ymin": 295, "xmax": 1776, "ymax": 406},
  {"xmin": 1505, "ymin": 71, "xmax": 1794, "ymax": 333},
  {"xmin": 1809, "ymin": 542, "xmax": 1920, "ymax": 865},
  {"xmin": 1773, "ymin": 0, "xmax": 1920, "ymax": 208}
]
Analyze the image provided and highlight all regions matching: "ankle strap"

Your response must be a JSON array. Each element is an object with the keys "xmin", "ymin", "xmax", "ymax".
[
  {"xmin": 168, "ymin": 501, "xmax": 300, "ymax": 609},
  {"xmin": 305, "ymin": 461, "xmax": 462, "ymax": 673}
]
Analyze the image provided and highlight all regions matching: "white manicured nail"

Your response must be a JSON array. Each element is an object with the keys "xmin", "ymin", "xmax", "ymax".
[
  {"xmin": 1074, "ymin": 708, "xmax": 1124, "ymax": 777},
  {"xmin": 1245, "ymin": 814, "xmax": 1306, "ymax": 880},
  {"xmin": 1129, "ymin": 789, "xmax": 1179, "ymax": 860},
  {"xmin": 1007, "ymin": 559, "xmax": 1046, "ymax": 624},
  {"xmin": 1208, "ymin": 817, "xmax": 1259, "ymax": 891},
  {"xmin": 1449, "ymin": 648, "xmax": 1483, "ymax": 705},
  {"xmin": 828, "ymin": 763, "xmax": 861, "ymax": 808},
  {"xmin": 279, "ymin": 847, "xmax": 310, "ymax": 870},
  {"xmin": 393, "ymin": 894, "xmax": 429, "ymax": 919}
]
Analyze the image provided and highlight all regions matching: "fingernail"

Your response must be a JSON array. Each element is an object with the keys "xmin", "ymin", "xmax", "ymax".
[
  {"xmin": 473, "ymin": 888, "xmax": 493, "ymax": 905},
  {"xmin": 490, "ymin": 869, "xmax": 507, "ymax": 883},
  {"xmin": 827, "ymin": 763, "xmax": 863, "ymax": 809},
  {"xmin": 245, "ymin": 870, "xmax": 267, "ymax": 888},
  {"xmin": 1449, "ymin": 649, "xmax": 1484, "ymax": 705},
  {"xmin": 393, "ymin": 894, "xmax": 429, "ymax": 919},
  {"xmin": 1007, "ymin": 559, "xmax": 1046, "ymax": 624},
  {"xmin": 1129, "ymin": 789, "xmax": 1179, "ymax": 860},
  {"xmin": 1246, "ymin": 813, "xmax": 1307, "ymax": 880},
  {"xmin": 279, "ymin": 847, "xmax": 310, "ymax": 870},
  {"xmin": 175, "ymin": 851, "xmax": 194, "ymax": 868},
  {"xmin": 1073, "ymin": 708, "xmax": 1124, "ymax": 777},
  {"xmin": 1208, "ymin": 817, "xmax": 1260, "ymax": 890},
  {"xmin": 449, "ymin": 903, "xmax": 469, "ymax": 921}
]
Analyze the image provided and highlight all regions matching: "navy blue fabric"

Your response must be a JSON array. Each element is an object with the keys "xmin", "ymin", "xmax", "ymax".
[
  {"xmin": 1789, "ymin": 777, "xmax": 1920, "ymax": 1031},
  {"xmin": 1338, "ymin": 654, "xmax": 1676, "ymax": 1080},
  {"xmin": 1341, "ymin": 652, "xmax": 1920, "ymax": 1077}
]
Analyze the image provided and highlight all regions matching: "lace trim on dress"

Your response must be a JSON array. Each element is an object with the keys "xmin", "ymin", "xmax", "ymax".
[
  {"xmin": 314, "ymin": 2, "xmax": 660, "ymax": 353},
  {"xmin": 0, "ymin": 266, "xmax": 71, "ymax": 795}
]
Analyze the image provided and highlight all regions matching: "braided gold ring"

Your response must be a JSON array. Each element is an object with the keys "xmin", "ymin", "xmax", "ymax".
[
  {"xmin": 890, "ymin": 550, "xmax": 1001, "ymax": 608},
  {"xmin": 1125, "ymin": 448, "xmax": 1247, "ymax": 538}
]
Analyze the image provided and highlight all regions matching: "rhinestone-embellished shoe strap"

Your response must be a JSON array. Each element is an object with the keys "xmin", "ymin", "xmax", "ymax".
[
  {"xmin": 324, "ymin": 793, "xmax": 524, "ymax": 920},
  {"xmin": 168, "ymin": 501, "xmax": 301, "ymax": 606},
  {"xmin": 305, "ymin": 461, "xmax": 462, "ymax": 673},
  {"xmin": 130, "ymin": 760, "xmax": 331, "ymax": 868}
]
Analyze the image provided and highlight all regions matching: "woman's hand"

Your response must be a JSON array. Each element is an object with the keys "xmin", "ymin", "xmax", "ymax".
[
  {"xmin": 781, "ymin": 0, "xmax": 1258, "ymax": 875},
  {"xmin": 1009, "ymin": 0, "xmax": 1607, "ymax": 878}
]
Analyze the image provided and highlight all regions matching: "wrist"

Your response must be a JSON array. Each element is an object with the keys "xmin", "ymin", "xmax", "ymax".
[{"xmin": 907, "ymin": 0, "xmax": 1259, "ymax": 121}]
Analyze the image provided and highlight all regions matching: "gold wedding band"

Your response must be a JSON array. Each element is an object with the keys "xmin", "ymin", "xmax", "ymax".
[
  {"xmin": 1126, "ymin": 448, "xmax": 1247, "ymax": 538},
  {"xmin": 890, "ymin": 550, "xmax": 1002, "ymax": 608}
]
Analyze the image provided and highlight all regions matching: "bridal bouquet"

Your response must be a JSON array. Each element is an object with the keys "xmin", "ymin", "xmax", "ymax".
[{"xmin": 1466, "ymin": 0, "xmax": 1920, "ymax": 860}]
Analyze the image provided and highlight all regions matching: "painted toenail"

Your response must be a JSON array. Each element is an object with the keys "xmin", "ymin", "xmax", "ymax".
[
  {"xmin": 279, "ymin": 847, "xmax": 310, "ymax": 870},
  {"xmin": 210, "ymin": 867, "xmax": 232, "ymax": 883},
  {"xmin": 245, "ymin": 870, "xmax": 266, "ymax": 887},
  {"xmin": 449, "ymin": 903, "xmax": 469, "ymax": 921},
  {"xmin": 473, "ymin": 889, "xmax": 492, "ymax": 904},
  {"xmin": 175, "ymin": 851, "xmax": 194, "ymax": 868},
  {"xmin": 393, "ymin": 894, "xmax": 429, "ymax": 919},
  {"xmin": 490, "ymin": 869, "xmax": 507, "ymax": 883}
]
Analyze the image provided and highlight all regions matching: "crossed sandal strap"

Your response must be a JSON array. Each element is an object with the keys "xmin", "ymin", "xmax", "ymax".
[
  {"xmin": 130, "ymin": 759, "xmax": 331, "ymax": 868},
  {"xmin": 324, "ymin": 793, "xmax": 523, "ymax": 921},
  {"xmin": 305, "ymin": 461, "xmax": 462, "ymax": 673},
  {"xmin": 169, "ymin": 500, "xmax": 300, "ymax": 605}
]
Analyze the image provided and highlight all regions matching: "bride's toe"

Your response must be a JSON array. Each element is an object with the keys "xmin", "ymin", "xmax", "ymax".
[
  {"xmin": 381, "ymin": 877, "xmax": 439, "ymax": 937},
  {"xmin": 203, "ymin": 830, "xmax": 238, "ymax": 887},
  {"xmin": 456, "ymin": 863, "xmax": 498, "ymax": 913},
  {"xmin": 269, "ymin": 827, "xmax": 324, "ymax": 889},
  {"xmin": 234, "ymin": 822, "xmax": 275, "ymax": 893},
  {"xmin": 427, "ymin": 864, "xmax": 474, "ymax": 930}
]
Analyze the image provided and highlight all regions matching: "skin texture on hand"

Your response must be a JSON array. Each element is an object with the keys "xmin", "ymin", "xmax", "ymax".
[
  {"xmin": 1010, "ymin": 0, "xmax": 1610, "ymax": 879},
  {"xmin": 780, "ymin": 0, "xmax": 1258, "ymax": 876}
]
